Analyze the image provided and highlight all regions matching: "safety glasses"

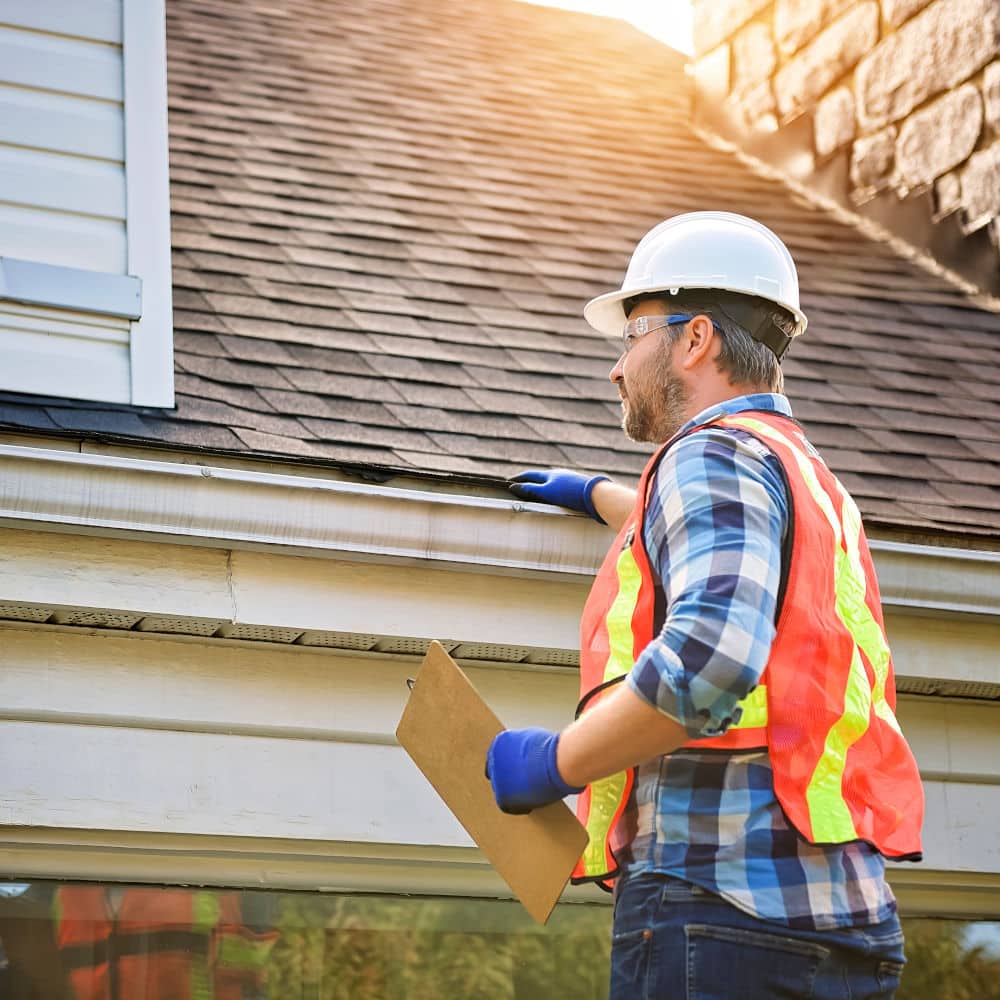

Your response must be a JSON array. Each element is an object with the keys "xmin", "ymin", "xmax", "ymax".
[
  {"xmin": 620, "ymin": 313, "xmax": 694, "ymax": 355},
  {"xmin": 620, "ymin": 313, "xmax": 725, "ymax": 355}
]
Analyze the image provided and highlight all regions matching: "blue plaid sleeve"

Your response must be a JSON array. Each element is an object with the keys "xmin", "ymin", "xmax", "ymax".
[{"xmin": 626, "ymin": 426, "xmax": 788, "ymax": 738}]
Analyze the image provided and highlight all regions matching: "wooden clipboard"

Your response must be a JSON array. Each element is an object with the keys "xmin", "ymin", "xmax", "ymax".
[{"xmin": 395, "ymin": 641, "xmax": 589, "ymax": 924}]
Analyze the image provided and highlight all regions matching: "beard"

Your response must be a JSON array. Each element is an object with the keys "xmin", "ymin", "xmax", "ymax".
[{"xmin": 620, "ymin": 351, "xmax": 690, "ymax": 444}]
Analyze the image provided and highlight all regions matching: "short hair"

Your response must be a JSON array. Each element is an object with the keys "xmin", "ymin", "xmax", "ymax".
[{"xmin": 622, "ymin": 290, "xmax": 793, "ymax": 392}]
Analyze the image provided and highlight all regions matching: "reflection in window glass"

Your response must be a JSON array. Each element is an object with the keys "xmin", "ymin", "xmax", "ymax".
[
  {"xmin": 899, "ymin": 919, "xmax": 1000, "ymax": 999},
  {"xmin": 0, "ymin": 881, "xmax": 612, "ymax": 999},
  {"xmin": 4, "ymin": 881, "xmax": 999, "ymax": 999}
]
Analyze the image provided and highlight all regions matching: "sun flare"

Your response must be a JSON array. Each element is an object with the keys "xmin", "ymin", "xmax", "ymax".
[{"xmin": 518, "ymin": 0, "xmax": 693, "ymax": 53}]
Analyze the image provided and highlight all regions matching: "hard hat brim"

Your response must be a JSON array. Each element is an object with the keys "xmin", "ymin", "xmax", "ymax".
[{"xmin": 583, "ymin": 283, "xmax": 808, "ymax": 340}]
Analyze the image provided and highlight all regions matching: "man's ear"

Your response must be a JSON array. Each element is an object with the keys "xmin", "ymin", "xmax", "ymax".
[{"xmin": 678, "ymin": 314, "xmax": 719, "ymax": 371}]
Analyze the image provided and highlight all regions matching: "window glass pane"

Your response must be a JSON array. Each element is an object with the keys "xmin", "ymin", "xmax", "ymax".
[
  {"xmin": 0, "ymin": 880, "xmax": 612, "ymax": 999},
  {"xmin": 898, "ymin": 918, "xmax": 1000, "ymax": 999},
  {"xmin": 5, "ymin": 881, "xmax": 999, "ymax": 999}
]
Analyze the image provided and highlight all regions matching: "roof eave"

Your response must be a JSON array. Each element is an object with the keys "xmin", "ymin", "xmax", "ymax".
[{"xmin": 0, "ymin": 443, "xmax": 997, "ymax": 618}]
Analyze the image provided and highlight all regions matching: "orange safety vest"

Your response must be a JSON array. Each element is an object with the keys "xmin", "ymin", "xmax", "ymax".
[
  {"xmin": 573, "ymin": 410, "xmax": 924, "ymax": 887},
  {"xmin": 53, "ymin": 886, "xmax": 277, "ymax": 1000}
]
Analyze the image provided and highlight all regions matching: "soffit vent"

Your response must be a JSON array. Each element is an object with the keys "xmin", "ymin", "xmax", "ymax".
[
  {"xmin": 450, "ymin": 643, "xmax": 531, "ymax": 662},
  {"xmin": 897, "ymin": 676, "xmax": 1000, "ymax": 700},
  {"xmin": 373, "ymin": 637, "xmax": 457, "ymax": 656},
  {"xmin": 0, "ymin": 603, "xmax": 994, "ymax": 690},
  {"xmin": 215, "ymin": 623, "xmax": 305, "ymax": 643},
  {"xmin": 525, "ymin": 648, "xmax": 579, "ymax": 667},
  {"xmin": 297, "ymin": 631, "xmax": 380, "ymax": 650},
  {"xmin": 0, "ymin": 603, "xmax": 56, "ymax": 622},
  {"xmin": 135, "ymin": 616, "xmax": 226, "ymax": 637},
  {"xmin": 50, "ymin": 610, "xmax": 143, "ymax": 629}
]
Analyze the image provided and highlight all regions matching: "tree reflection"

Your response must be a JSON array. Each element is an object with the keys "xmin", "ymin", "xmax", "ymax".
[
  {"xmin": 899, "ymin": 920, "xmax": 1000, "ymax": 999},
  {"xmin": 262, "ymin": 894, "xmax": 610, "ymax": 1000}
]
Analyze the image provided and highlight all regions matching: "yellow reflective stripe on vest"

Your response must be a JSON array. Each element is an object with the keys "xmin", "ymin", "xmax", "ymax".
[
  {"xmin": 603, "ymin": 530, "xmax": 643, "ymax": 684},
  {"xmin": 579, "ymin": 530, "xmax": 644, "ymax": 875},
  {"xmin": 836, "ymin": 483, "xmax": 901, "ymax": 736},
  {"xmin": 578, "ymin": 771, "xmax": 629, "ymax": 874},
  {"xmin": 724, "ymin": 416, "xmax": 900, "ymax": 842},
  {"xmin": 731, "ymin": 684, "xmax": 767, "ymax": 729}
]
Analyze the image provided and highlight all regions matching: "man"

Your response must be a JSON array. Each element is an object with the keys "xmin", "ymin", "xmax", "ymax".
[{"xmin": 486, "ymin": 212, "xmax": 923, "ymax": 999}]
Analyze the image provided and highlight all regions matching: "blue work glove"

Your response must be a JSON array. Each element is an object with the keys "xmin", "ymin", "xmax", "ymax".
[
  {"xmin": 509, "ymin": 469, "xmax": 610, "ymax": 524},
  {"xmin": 486, "ymin": 727, "xmax": 584, "ymax": 815}
]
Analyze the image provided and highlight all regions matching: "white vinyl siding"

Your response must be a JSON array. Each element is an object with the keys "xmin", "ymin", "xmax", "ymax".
[
  {"xmin": 0, "ymin": 0, "xmax": 173, "ymax": 406},
  {"xmin": 0, "ymin": 303, "xmax": 130, "ymax": 401},
  {"xmin": 0, "ymin": 470, "xmax": 995, "ymax": 917},
  {"xmin": 0, "ymin": 517, "xmax": 997, "ymax": 888}
]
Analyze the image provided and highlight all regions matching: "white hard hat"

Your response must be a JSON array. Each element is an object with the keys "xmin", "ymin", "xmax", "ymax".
[{"xmin": 584, "ymin": 211, "xmax": 808, "ymax": 350}]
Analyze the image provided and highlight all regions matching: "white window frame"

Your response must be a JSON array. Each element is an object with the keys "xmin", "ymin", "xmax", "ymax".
[
  {"xmin": 0, "ymin": 0, "xmax": 174, "ymax": 407},
  {"xmin": 122, "ymin": 0, "xmax": 174, "ymax": 407}
]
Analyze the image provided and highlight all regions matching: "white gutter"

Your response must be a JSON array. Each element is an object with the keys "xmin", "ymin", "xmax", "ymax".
[
  {"xmin": 867, "ymin": 539, "xmax": 1000, "ymax": 618},
  {"xmin": 0, "ymin": 444, "xmax": 997, "ymax": 616},
  {"xmin": 0, "ymin": 444, "xmax": 608, "ymax": 578}
]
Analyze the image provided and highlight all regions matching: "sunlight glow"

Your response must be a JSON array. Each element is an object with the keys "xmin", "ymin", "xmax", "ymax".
[{"xmin": 519, "ymin": 0, "xmax": 693, "ymax": 54}]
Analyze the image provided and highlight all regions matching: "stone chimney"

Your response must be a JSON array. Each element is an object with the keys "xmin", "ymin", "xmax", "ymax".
[{"xmin": 690, "ymin": 0, "xmax": 1000, "ymax": 298}]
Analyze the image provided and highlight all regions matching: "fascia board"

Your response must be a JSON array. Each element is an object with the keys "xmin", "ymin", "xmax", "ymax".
[{"xmin": 0, "ymin": 444, "xmax": 997, "ymax": 617}]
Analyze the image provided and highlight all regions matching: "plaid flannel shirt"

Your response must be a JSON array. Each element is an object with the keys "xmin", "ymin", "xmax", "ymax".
[{"xmin": 619, "ymin": 393, "xmax": 897, "ymax": 931}]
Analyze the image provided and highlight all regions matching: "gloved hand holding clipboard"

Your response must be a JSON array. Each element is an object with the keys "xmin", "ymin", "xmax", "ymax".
[{"xmin": 395, "ymin": 641, "xmax": 589, "ymax": 924}]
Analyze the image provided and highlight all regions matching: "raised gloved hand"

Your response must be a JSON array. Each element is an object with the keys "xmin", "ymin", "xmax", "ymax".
[
  {"xmin": 486, "ymin": 727, "xmax": 584, "ymax": 815},
  {"xmin": 509, "ymin": 469, "xmax": 610, "ymax": 525}
]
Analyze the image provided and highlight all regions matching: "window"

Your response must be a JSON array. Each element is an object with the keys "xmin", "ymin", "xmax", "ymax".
[
  {"xmin": 3, "ymin": 880, "xmax": 999, "ymax": 999},
  {"xmin": 0, "ymin": 0, "xmax": 173, "ymax": 406},
  {"xmin": 0, "ymin": 880, "xmax": 611, "ymax": 999}
]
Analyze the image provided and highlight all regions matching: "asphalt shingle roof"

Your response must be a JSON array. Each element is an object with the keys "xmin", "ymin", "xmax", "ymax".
[{"xmin": 2, "ymin": 0, "xmax": 999, "ymax": 541}]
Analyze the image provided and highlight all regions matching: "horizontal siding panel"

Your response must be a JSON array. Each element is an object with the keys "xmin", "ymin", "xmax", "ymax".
[
  {"xmin": 0, "ymin": 0, "xmax": 122, "ymax": 44},
  {"xmin": 921, "ymin": 779, "xmax": 1000, "ymax": 874},
  {"xmin": 0, "ymin": 301, "xmax": 130, "ymax": 340},
  {"xmin": 232, "ymin": 549, "xmax": 586, "ymax": 651},
  {"xmin": 887, "ymin": 610, "xmax": 1000, "ymax": 691},
  {"xmin": 0, "ymin": 532, "xmax": 234, "ymax": 621},
  {"xmin": 0, "ymin": 625, "xmax": 985, "ymax": 774},
  {"xmin": 0, "ymin": 721, "xmax": 997, "ymax": 871},
  {"xmin": 0, "ymin": 146, "xmax": 125, "ymax": 220},
  {"xmin": 0, "ymin": 720, "xmax": 464, "ymax": 846},
  {"xmin": 0, "ymin": 84, "xmax": 123, "ymax": 160},
  {"xmin": 0, "ymin": 205, "xmax": 126, "ymax": 272},
  {"xmin": 0, "ymin": 628, "xmax": 577, "ymax": 740},
  {"xmin": 0, "ymin": 315, "xmax": 130, "ymax": 402},
  {"xmin": 0, "ymin": 25, "xmax": 122, "ymax": 101}
]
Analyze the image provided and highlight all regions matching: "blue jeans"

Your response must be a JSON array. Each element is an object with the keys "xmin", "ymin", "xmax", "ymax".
[{"xmin": 610, "ymin": 872, "xmax": 905, "ymax": 999}]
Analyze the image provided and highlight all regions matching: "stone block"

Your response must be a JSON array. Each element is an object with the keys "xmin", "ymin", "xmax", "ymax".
[
  {"xmin": 989, "ymin": 216, "xmax": 1000, "ymax": 250},
  {"xmin": 775, "ymin": 3, "xmax": 880, "ymax": 121},
  {"xmin": 933, "ymin": 171, "xmax": 962, "ymax": 219},
  {"xmin": 856, "ymin": 0, "xmax": 1000, "ymax": 130},
  {"xmin": 728, "ymin": 79, "xmax": 779, "ymax": 132},
  {"xmin": 692, "ymin": 0, "xmax": 770, "ymax": 56},
  {"xmin": 733, "ymin": 21, "xmax": 776, "ymax": 90},
  {"xmin": 882, "ymin": 0, "xmax": 933, "ymax": 26},
  {"xmin": 814, "ymin": 86, "xmax": 857, "ymax": 156},
  {"xmin": 960, "ymin": 140, "xmax": 1000, "ymax": 231},
  {"xmin": 692, "ymin": 44, "xmax": 732, "ymax": 105},
  {"xmin": 985, "ymin": 60, "xmax": 1000, "ymax": 134},
  {"xmin": 775, "ymin": 0, "xmax": 854, "ymax": 56},
  {"xmin": 896, "ymin": 84, "xmax": 983, "ymax": 189},
  {"xmin": 850, "ymin": 125, "xmax": 898, "ymax": 197}
]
